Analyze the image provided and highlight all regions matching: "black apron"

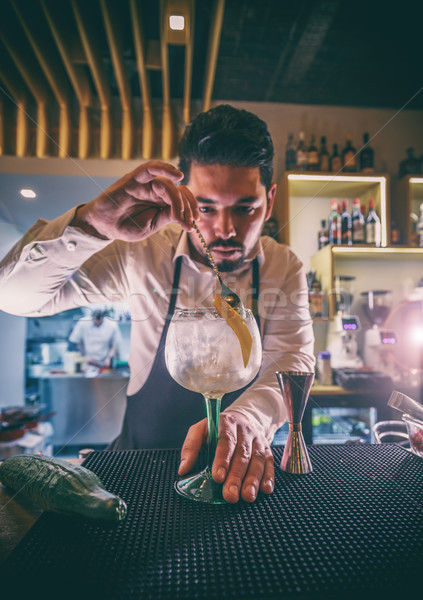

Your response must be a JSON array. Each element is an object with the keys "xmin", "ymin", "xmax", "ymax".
[{"xmin": 109, "ymin": 256, "xmax": 260, "ymax": 449}]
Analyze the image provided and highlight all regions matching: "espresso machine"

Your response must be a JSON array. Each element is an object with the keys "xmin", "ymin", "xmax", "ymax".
[
  {"xmin": 326, "ymin": 276, "xmax": 363, "ymax": 369},
  {"xmin": 361, "ymin": 290, "xmax": 397, "ymax": 373}
]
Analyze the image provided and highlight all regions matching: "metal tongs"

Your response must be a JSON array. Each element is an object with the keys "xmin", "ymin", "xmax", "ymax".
[
  {"xmin": 192, "ymin": 222, "xmax": 243, "ymax": 311},
  {"xmin": 388, "ymin": 391, "xmax": 423, "ymax": 422}
]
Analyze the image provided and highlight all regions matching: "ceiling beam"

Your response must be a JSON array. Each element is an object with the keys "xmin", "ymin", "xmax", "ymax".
[
  {"xmin": 10, "ymin": 0, "xmax": 73, "ymax": 158},
  {"xmin": 129, "ymin": 0, "xmax": 155, "ymax": 159},
  {"xmin": 71, "ymin": 0, "xmax": 113, "ymax": 159},
  {"xmin": 41, "ymin": 0, "xmax": 93, "ymax": 159},
  {"xmin": 100, "ymin": 0, "xmax": 134, "ymax": 160},
  {"xmin": 203, "ymin": 0, "xmax": 225, "ymax": 112}
]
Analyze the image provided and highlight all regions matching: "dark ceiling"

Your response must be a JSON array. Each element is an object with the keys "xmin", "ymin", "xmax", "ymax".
[{"xmin": 0, "ymin": 0, "xmax": 422, "ymax": 160}]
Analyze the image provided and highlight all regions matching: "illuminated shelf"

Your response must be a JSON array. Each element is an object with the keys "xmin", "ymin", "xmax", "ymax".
[{"xmin": 274, "ymin": 172, "xmax": 390, "ymax": 269}]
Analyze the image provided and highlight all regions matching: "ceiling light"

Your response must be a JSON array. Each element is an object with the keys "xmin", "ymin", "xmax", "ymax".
[
  {"xmin": 20, "ymin": 189, "xmax": 37, "ymax": 199},
  {"xmin": 169, "ymin": 15, "xmax": 185, "ymax": 30}
]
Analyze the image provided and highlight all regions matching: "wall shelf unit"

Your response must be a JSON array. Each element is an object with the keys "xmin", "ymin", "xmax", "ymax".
[
  {"xmin": 310, "ymin": 244, "xmax": 423, "ymax": 318},
  {"xmin": 392, "ymin": 175, "xmax": 423, "ymax": 246},
  {"xmin": 273, "ymin": 172, "xmax": 390, "ymax": 272}
]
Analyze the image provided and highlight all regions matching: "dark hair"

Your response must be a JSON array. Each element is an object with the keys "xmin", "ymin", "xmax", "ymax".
[{"xmin": 178, "ymin": 104, "xmax": 274, "ymax": 191}]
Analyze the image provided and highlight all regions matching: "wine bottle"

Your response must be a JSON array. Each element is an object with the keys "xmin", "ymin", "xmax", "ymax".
[
  {"xmin": 341, "ymin": 135, "xmax": 357, "ymax": 172},
  {"xmin": 359, "ymin": 132, "xmax": 374, "ymax": 172},
  {"xmin": 399, "ymin": 147, "xmax": 421, "ymax": 179},
  {"xmin": 285, "ymin": 133, "xmax": 297, "ymax": 171},
  {"xmin": 296, "ymin": 132, "xmax": 307, "ymax": 171},
  {"xmin": 351, "ymin": 198, "xmax": 365, "ymax": 244},
  {"xmin": 318, "ymin": 219, "xmax": 329, "ymax": 249},
  {"xmin": 330, "ymin": 144, "xmax": 342, "ymax": 173},
  {"xmin": 318, "ymin": 136, "xmax": 330, "ymax": 172},
  {"xmin": 328, "ymin": 199, "xmax": 341, "ymax": 245},
  {"xmin": 365, "ymin": 199, "xmax": 381, "ymax": 247},
  {"xmin": 340, "ymin": 199, "xmax": 352, "ymax": 245},
  {"xmin": 418, "ymin": 204, "xmax": 423, "ymax": 248},
  {"xmin": 307, "ymin": 134, "xmax": 319, "ymax": 171}
]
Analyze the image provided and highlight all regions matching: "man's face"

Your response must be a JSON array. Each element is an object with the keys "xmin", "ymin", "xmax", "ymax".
[{"xmin": 186, "ymin": 163, "xmax": 276, "ymax": 272}]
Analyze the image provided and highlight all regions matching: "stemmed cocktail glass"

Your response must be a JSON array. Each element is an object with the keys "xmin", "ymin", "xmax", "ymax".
[{"xmin": 165, "ymin": 307, "xmax": 262, "ymax": 504}]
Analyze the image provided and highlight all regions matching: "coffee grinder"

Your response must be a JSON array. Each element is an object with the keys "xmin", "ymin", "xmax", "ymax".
[
  {"xmin": 326, "ymin": 276, "xmax": 363, "ymax": 369},
  {"xmin": 361, "ymin": 290, "xmax": 397, "ymax": 372}
]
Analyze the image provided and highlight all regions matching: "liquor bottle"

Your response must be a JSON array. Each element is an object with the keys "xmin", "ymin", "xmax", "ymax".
[
  {"xmin": 418, "ymin": 204, "xmax": 423, "ymax": 248},
  {"xmin": 351, "ymin": 198, "xmax": 365, "ymax": 244},
  {"xmin": 330, "ymin": 144, "xmax": 342, "ymax": 173},
  {"xmin": 328, "ymin": 199, "xmax": 341, "ymax": 245},
  {"xmin": 340, "ymin": 199, "xmax": 352, "ymax": 245},
  {"xmin": 359, "ymin": 132, "xmax": 374, "ymax": 172},
  {"xmin": 307, "ymin": 134, "xmax": 319, "ymax": 171},
  {"xmin": 296, "ymin": 132, "xmax": 307, "ymax": 170},
  {"xmin": 341, "ymin": 135, "xmax": 357, "ymax": 172},
  {"xmin": 399, "ymin": 148, "xmax": 421, "ymax": 178},
  {"xmin": 318, "ymin": 136, "xmax": 330, "ymax": 172},
  {"xmin": 410, "ymin": 212, "xmax": 419, "ymax": 246},
  {"xmin": 318, "ymin": 219, "xmax": 329, "ymax": 249},
  {"xmin": 365, "ymin": 199, "xmax": 381, "ymax": 247},
  {"xmin": 390, "ymin": 220, "xmax": 401, "ymax": 245},
  {"xmin": 285, "ymin": 133, "xmax": 297, "ymax": 171}
]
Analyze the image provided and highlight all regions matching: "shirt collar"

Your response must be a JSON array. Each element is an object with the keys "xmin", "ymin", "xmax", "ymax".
[{"xmin": 173, "ymin": 230, "xmax": 265, "ymax": 272}]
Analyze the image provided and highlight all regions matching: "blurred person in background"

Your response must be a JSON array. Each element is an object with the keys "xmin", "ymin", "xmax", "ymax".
[{"xmin": 69, "ymin": 309, "xmax": 121, "ymax": 368}]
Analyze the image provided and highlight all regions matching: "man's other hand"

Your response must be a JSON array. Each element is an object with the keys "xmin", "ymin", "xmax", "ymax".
[{"xmin": 178, "ymin": 412, "xmax": 275, "ymax": 503}]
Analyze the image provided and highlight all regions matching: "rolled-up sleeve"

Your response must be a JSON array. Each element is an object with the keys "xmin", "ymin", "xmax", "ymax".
[{"xmin": 224, "ymin": 244, "xmax": 315, "ymax": 443}]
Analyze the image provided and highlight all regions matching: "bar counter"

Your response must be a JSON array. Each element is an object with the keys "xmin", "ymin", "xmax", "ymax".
[{"xmin": 1, "ymin": 445, "xmax": 422, "ymax": 599}]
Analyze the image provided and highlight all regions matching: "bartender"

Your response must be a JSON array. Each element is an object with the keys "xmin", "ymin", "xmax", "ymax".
[
  {"xmin": 0, "ymin": 104, "xmax": 315, "ymax": 503},
  {"xmin": 69, "ymin": 309, "xmax": 121, "ymax": 368}
]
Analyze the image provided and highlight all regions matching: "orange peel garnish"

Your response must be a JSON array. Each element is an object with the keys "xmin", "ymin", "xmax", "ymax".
[{"xmin": 213, "ymin": 293, "xmax": 253, "ymax": 367}]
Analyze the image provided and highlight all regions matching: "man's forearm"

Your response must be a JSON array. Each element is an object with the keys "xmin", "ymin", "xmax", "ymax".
[{"xmin": 0, "ymin": 208, "xmax": 111, "ymax": 316}]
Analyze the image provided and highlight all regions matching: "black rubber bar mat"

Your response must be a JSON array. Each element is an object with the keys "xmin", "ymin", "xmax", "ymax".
[{"xmin": 1, "ymin": 444, "xmax": 423, "ymax": 599}]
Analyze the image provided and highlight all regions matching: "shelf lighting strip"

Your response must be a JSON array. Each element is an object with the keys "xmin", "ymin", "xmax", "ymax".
[{"xmin": 287, "ymin": 174, "xmax": 388, "ymax": 247}]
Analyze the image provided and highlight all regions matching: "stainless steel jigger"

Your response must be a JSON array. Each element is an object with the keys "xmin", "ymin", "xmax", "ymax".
[{"xmin": 276, "ymin": 371, "xmax": 314, "ymax": 474}]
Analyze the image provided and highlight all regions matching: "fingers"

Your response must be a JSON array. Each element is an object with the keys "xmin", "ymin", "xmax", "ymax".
[
  {"xmin": 178, "ymin": 420, "xmax": 208, "ymax": 475},
  {"xmin": 132, "ymin": 161, "xmax": 184, "ymax": 184},
  {"xmin": 211, "ymin": 413, "xmax": 275, "ymax": 504}
]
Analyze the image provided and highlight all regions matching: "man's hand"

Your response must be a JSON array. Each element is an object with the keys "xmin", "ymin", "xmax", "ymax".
[
  {"xmin": 179, "ymin": 412, "xmax": 275, "ymax": 503},
  {"xmin": 72, "ymin": 161, "xmax": 199, "ymax": 241}
]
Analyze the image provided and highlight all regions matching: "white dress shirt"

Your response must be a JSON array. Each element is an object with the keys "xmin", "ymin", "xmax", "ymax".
[
  {"xmin": 69, "ymin": 317, "xmax": 121, "ymax": 364},
  {"xmin": 0, "ymin": 207, "xmax": 315, "ymax": 443}
]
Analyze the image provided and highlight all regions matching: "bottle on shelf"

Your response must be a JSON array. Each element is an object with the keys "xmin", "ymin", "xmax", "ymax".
[
  {"xmin": 417, "ymin": 204, "xmax": 423, "ymax": 248},
  {"xmin": 318, "ymin": 136, "xmax": 330, "ymax": 172},
  {"xmin": 399, "ymin": 148, "xmax": 421, "ymax": 178},
  {"xmin": 328, "ymin": 199, "xmax": 341, "ymax": 245},
  {"xmin": 341, "ymin": 135, "xmax": 357, "ymax": 172},
  {"xmin": 285, "ymin": 133, "xmax": 297, "ymax": 171},
  {"xmin": 359, "ymin": 132, "xmax": 375, "ymax": 172},
  {"xmin": 307, "ymin": 134, "xmax": 319, "ymax": 171},
  {"xmin": 351, "ymin": 198, "xmax": 365, "ymax": 244},
  {"xmin": 318, "ymin": 219, "xmax": 329, "ymax": 250},
  {"xmin": 410, "ymin": 212, "xmax": 419, "ymax": 247},
  {"xmin": 390, "ymin": 220, "xmax": 401, "ymax": 245},
  {"xmin": 296, "ymin": 132, "xmax": 307, "ymax": 171},
  {"xmin": 364, "ymin": 198, "xmax": 381, "ymax": 247},
  {"xmin": 330, "ymin": 144, "xmax": 342, "ymax": 173},
  {"xmin": 340, "ymin": 199, "xmax": 352, "ymax": 245}
]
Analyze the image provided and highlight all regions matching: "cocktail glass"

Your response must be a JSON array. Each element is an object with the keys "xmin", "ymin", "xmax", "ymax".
[{"xmin": 165, "ymin": 307, "xmax": 262, "ymax": 504}]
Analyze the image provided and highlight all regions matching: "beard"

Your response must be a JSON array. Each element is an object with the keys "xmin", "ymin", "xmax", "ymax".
[{"xmin": 190, "ymin": 239, "xmax": 246, "ymax": 272}]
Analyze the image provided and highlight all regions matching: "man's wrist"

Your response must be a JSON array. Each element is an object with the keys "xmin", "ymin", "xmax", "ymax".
[{"xmin": 70, "ymin": 205, "xmax": 109, "ymax": 241}]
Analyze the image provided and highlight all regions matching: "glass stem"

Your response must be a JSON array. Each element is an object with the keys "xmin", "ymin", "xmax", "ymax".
[{"xmin": 204, "ymin": 396, "xmax": 221, "ymax": 470}]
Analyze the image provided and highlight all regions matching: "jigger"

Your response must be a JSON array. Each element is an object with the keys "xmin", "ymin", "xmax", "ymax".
[{"xmin": 276, "ymin": 371, "xmax": 314, "ymax": 474}]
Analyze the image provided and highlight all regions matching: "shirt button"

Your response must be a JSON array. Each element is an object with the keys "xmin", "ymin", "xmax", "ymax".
[{"xmin": 66, "ymin": 241, "xmax": 77, "ymax": 251}]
